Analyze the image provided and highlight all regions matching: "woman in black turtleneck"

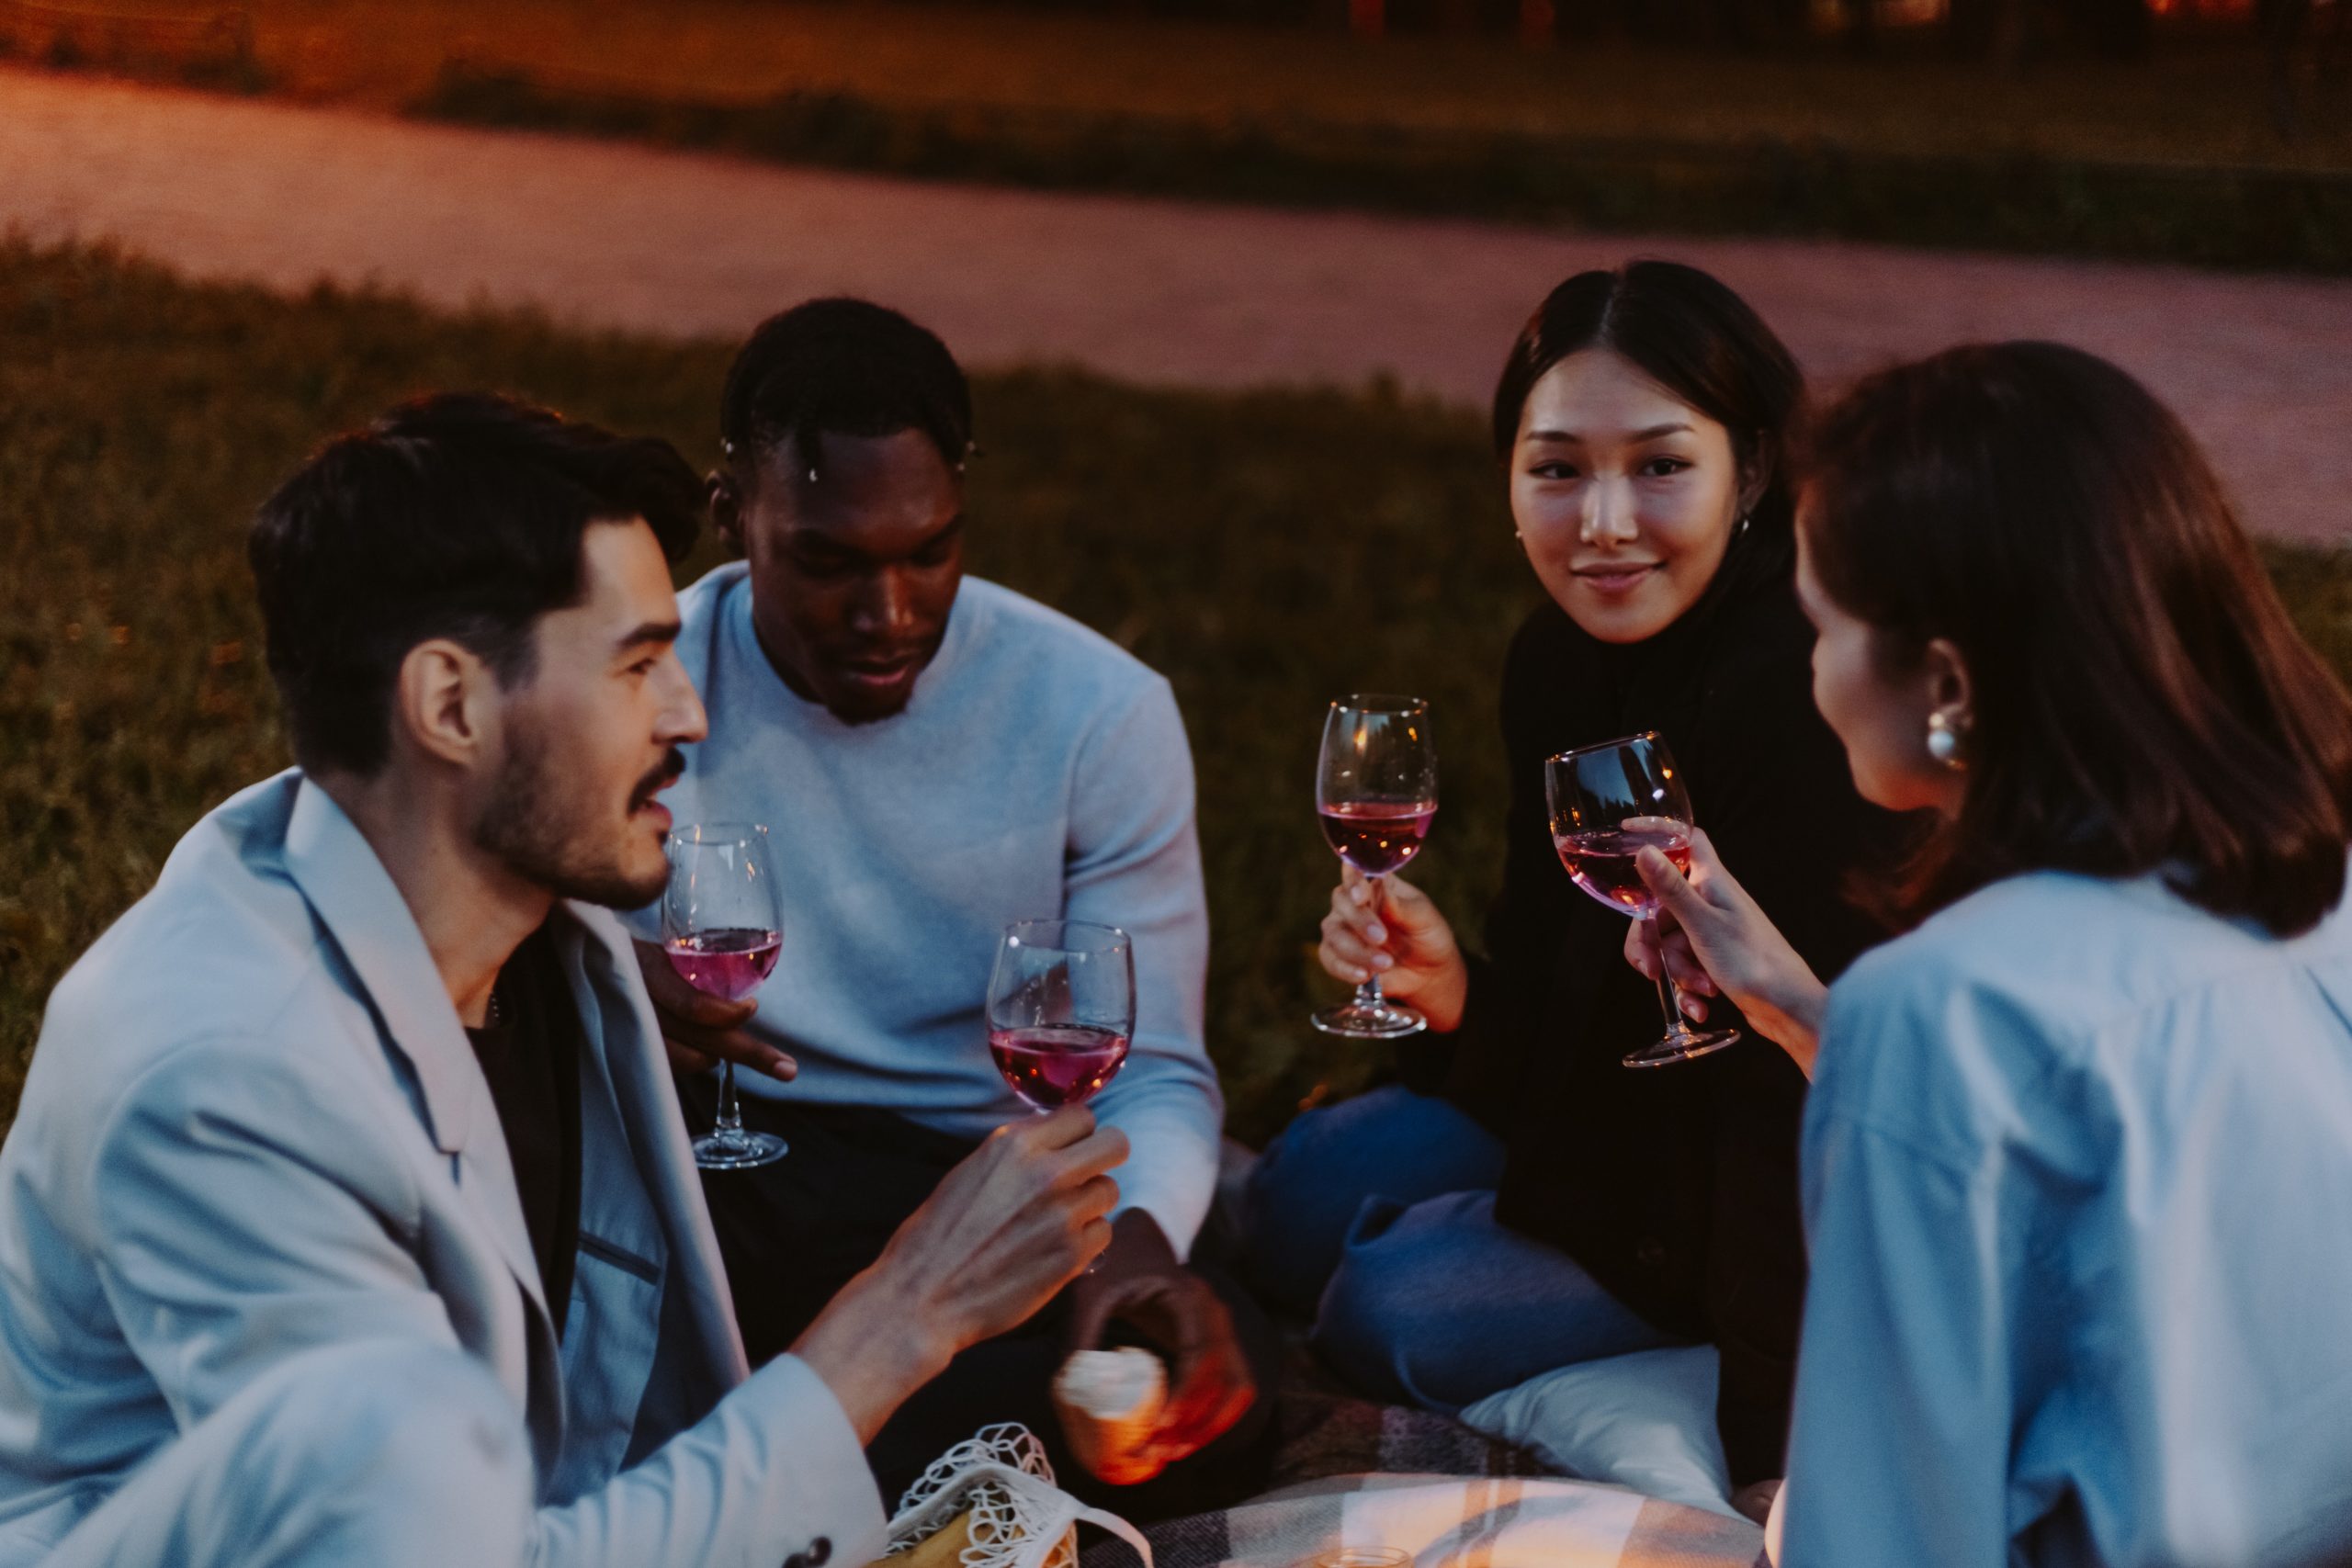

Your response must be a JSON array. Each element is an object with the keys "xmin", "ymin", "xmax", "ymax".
[{"xmin": 1242, "ymin": 261, "xmax": 1900, "ymax": 1502}]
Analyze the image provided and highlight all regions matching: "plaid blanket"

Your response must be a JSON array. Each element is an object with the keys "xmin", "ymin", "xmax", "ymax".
[
  {"xmin": 1080, "ymin": 1472, "xmax": 1765, "ymax": 1568},
  {"xmin": 1077, "ymin": 1371, "xmax": 1763, "ymax": 1568}
]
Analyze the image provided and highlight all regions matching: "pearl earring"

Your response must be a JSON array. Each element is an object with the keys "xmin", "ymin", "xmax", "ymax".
[{"xmin": 1926, "ymin": 710, "xmax": 1969, "ymax": 771}]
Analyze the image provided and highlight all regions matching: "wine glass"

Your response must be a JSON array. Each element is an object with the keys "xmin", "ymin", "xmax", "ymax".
[
  {"xmin": 986, "ymin": 920, "xmax": 1136, "ymax": 1112},
  {"xmin": 1544, "ymin": 732, "xmax": 1739, "ymax": 1069},
  {"xmin": 662, "ymin": 822, "xmax": 790, "ymax": 1168},
  {"xmin": 1312, "ymin": 694, "xmax": 1438, "ymax": 1039}
]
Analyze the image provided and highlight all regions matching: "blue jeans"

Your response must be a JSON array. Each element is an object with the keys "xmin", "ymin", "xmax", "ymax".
[{"xmin": 1244, "ymin": 1085, "xmax": 1675, "ymax": 1413}]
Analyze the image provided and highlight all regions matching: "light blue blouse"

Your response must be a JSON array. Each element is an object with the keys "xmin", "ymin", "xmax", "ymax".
[{"xmin": 1781, "ymin": 868, "xmax": 2352, "ymax": 1567}]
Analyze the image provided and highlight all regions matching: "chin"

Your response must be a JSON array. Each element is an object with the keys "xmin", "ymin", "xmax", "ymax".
[
  {"xmin": 1564, "ymin": 594, "xmax": 1679, "ymax": 646},
  {"xmin": 820, "ymin": 688, "xmax": 916, "ymax": 727}
]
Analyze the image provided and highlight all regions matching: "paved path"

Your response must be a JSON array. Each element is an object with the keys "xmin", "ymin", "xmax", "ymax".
[{"xmin": 8, "ymin": 67, "xmax": 2350, "ymax": 540}]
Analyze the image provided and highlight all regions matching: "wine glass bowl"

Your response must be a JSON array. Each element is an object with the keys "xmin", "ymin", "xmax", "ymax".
[
  {"xmin": 986, "ymin": 920, "xmax": 1136, "ymax": 1113},
  {"xmin": 1311, "ymin": 694, "xmax": 1438, "ymax": 1039},
  {"xmin": 662, "ymin": 822, "xmax": 791, "ymax": 1168},
  {"xmin": 1544, "ymin": 733, "xmax": 1738, "ymax": 1069}
]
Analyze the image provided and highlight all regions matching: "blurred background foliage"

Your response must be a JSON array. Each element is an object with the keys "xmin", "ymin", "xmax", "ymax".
[{"xmin": 3, "ymin": 0, "xmax": 2348, "ymax": 268}]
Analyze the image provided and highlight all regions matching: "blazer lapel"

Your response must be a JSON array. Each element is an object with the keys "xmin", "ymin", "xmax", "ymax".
[
  {"xmin": 280, "ymin": 779, "xmax": 552, "ymax": 1333},
  {"xmin": 562, "ymin": 904, "xmax": 752, "ymax": 1392}
]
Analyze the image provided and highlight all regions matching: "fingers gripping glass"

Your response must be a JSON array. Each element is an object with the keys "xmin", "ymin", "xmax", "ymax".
[
  {"xmin": 662, "ymin": 823, "xmax": 790, "ymax": 1168},
  {"xmin": 986, "ymin": 920, "xmax": 1136, "ymax": 1113},
  {"xmin": 1312, "ymin": 694, "xmax": 1438, "ymax": 1040},
  {"xmin": 1544, "ymin": 732, "xmax": 1739, "ymax": 1069}
]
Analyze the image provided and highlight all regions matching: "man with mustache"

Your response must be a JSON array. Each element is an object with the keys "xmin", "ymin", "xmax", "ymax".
[
  {"xmin": 632, "ymin": 299, "xmax": 1272, "ymax": 1514},
  {"xmin": 0, "ymin": 394, "xmax": 1126, "ymax": 1566}
]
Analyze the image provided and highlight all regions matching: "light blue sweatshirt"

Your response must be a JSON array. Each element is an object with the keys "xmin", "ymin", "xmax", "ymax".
[{"xmin": 635, "ymin": 566, "xmax": 1222, "ymax": 1254}]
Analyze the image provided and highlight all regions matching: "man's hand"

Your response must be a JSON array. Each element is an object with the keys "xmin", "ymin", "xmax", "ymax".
[
  {"xmin": 632, "ymin": 938, "xmax": 796, "ymax": 1079},
  {"xmin": 793, "ymin": 1108, "xmax": 1128, "ymax": 1442},
  {"xmin": 1062, "ymin": 1212, "xmax": 1256, "ymax": 1484}
]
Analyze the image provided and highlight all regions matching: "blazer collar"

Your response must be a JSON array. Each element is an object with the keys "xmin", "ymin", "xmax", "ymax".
[{"xmin": 281, "ymin": 776, "xmax": 483, "ymax": 1155}]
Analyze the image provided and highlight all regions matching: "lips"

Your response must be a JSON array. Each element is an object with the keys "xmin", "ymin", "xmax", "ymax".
[
  {"xmin": 629, "ymin": 751, "xmax": 685, "ymax": 814},
  {"xmin": 1573, "ymin": 562, "xmax": 1664, "ymax": 596},
  {"xmin": 836, "ymin": 650, "xmax": 924, "ymax": 689}
]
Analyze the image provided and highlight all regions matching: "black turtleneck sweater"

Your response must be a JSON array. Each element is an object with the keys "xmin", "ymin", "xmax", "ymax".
[{"xmin": 1411, "ymin": 523, "xmax": 1905, "ymax": 1486}]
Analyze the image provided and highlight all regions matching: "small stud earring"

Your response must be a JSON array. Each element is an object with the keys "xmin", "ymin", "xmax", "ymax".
[{"xmin": 1926, "ymin": 710, "xmax": 1969, "ymax": 771}]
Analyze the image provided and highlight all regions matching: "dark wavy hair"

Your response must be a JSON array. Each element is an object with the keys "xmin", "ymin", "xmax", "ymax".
[
  {"xmin": 249, "ymin": 392, "xmax": 703, "ymax": 777},
  {"xmin": 1803, "ymin": 341, "xmax": 2352, "ymax": 937},
  {"xmin": 1491, "ymin": 259, "xmax": 1804, "ymax": 541}
]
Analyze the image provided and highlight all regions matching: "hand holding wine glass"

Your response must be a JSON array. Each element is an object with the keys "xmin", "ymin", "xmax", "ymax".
[
  {"xmin": 987, "ymin": 921, "xmax": 1136, "ymax": 1113},
  {"xmin": 1546, "ymin": 732, "xmax": 1738, "ymax": 1068},
  {"xmin": 1311, "ymin": 695, "xmax": 1439, "ymax": 1039},
  {"xmin": 1622, "ymin": 826, "xmax": 1830, "ymax": 1077},
  {"xmin": 662, "ymin": 823, "xmax": 790, "ymax": 1169},
  {"xmin": 1316, "ymin": 867, "xmax": 1468, "ymax": 1033}
]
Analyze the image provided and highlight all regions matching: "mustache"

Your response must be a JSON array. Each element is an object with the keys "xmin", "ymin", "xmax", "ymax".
[{"xmin": 629, "ymin": 750, "xmax": 686, "ymax": 810}]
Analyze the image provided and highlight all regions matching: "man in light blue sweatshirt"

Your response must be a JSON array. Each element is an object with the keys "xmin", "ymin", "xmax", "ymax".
[{"xmin": 629, "ymin": 299, "xmax": 1272, "ymax": 1516}]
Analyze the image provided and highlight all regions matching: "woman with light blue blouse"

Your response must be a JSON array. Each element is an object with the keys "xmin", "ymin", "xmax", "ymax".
[{"xmin": 1627, "ymin": 341, "xmax": 2352, "ymax": 1567}]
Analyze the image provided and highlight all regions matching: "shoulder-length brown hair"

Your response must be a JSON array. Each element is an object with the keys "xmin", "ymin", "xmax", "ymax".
[{"xmin": 1802, "ymin": 340, "xmax": 2352, "ymax": 937}]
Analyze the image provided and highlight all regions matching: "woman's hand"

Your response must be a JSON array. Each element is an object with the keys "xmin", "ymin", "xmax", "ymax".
[
  {"xmin": 1623, "ymin": 829, "xmax": 1829, "ymax": 1076},
  {"xmin": 1318, "ymin": 866, "xmax": 1469, "ymax": 1032}
]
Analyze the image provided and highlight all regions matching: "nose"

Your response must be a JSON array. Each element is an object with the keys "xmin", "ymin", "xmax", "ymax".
[
  {"xmin": 852, "ymin": 568, "xmax": 917, "ymax": 639},
  {"xmin": 657, "ymin": 653, "xmax": 707, "ymax": 746},
  {"xmin": 1578, "ymin": 476, "xmax": 1639, "ymax": 547}
]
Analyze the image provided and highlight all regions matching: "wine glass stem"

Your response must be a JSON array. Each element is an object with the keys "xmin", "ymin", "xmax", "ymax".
[
  {"xmin": 1355, "ymin": 874, "xmax": 1389, "ymax": 1009},
  {"xmin": 1646, "ymin": 918, "xmax": 1691, "ymax": 1039},
  {"xmin": 714, "ymin": 1059, "xmax": 747, "ymax": 1142}
]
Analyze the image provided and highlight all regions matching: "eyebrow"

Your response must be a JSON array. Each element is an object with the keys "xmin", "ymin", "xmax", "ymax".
[
  {"xmin": 614, "ymin": 619, "xmax": 682, "ymax": 655},
  {"xmin": 784, "ymin": 513, "xmax": 966, "ymax": 564},
  {"xmin": 1524, "ymin": 423, "xmax": 1694, "ymax": 445}
]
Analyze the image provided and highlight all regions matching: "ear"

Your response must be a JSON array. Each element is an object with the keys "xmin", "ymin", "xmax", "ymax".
[
  {"xmin": 1921, "ymin": 636, "xmax": 1974, "ymax": 725},
  {"xmin": 1734, "ymin": 437, "xmax": 1773, "ymax": 524},
  {"xmin": 390, "ymin": 638, "xmax": 498, "ymax": 770},
  {"xmin": 707, "ymin": 469, "xmax": 745, "ymax": 557}
]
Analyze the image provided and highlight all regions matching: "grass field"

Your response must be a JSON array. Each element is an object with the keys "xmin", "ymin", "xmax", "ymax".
[{"xmin": 7, "ymin": 238, "xmax": 2352, "ymax": 1144}]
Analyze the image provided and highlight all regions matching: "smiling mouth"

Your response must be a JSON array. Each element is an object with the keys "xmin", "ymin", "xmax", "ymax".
[{"xmin": 1574, "ymin": 562, "xmax": 1664, "ymax": 587}]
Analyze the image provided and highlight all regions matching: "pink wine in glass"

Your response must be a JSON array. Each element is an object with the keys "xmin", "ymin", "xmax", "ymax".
[
  {"xmin": 1318, "ymin": 799, "xmax": 1438, "ymax": 877},
  {"xmin": 664, "ymin": 927, "xmax": 782, "ymax": 1002},
  {"xmin": 1553, "ymin": 824, "xmax": 1693, "ymax": 919},
  {"xmin": 989, "ymin": 1023, "xmax": 1132, "ymax": 1111}
]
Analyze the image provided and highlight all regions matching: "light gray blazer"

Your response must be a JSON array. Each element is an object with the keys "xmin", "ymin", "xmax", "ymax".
[{"xmin": 0, "ymin": 772, "xmax": 888, "ymax": 1565}]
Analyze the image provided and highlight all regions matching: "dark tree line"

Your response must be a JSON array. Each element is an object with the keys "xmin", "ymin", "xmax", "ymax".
[{"xmin": 935, "ymin": 0, "xmax": 2235, "ymax": 62}]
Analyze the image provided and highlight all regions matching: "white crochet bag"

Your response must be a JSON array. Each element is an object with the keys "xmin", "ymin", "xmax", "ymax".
[{"xmin": 884, "ymin": 1425, "xmax": 1154, "ymax": 1568}]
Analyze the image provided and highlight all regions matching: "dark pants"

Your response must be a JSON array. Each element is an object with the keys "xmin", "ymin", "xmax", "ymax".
[{"xmin": 680, "ymin": 1079, "xmax": 1279, "ymax": 1522}]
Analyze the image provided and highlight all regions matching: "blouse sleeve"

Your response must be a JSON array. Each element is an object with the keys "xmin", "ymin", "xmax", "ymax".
[{"xmin": 1777, "ymin": 970, "xmax": 2023, "ymax": 1567}]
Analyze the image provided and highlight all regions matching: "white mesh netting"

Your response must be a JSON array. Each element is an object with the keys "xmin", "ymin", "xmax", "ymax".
[{"xmin": 887, "ymin": 1424, "xmax": 1079, "ymax": 1568}]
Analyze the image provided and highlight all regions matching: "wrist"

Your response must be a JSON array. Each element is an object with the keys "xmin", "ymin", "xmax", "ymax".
[
  {"xmin": 1754, "ymin": 975, "xmax": 1827, "ymax": 1078},
  {"xmin": 792, "ymin": 1269, "xmax": 955, "ymax": 1441},
  {"xmin": 1417, "ymin": 953, "xmax": 1470, "ymax": 1033}
]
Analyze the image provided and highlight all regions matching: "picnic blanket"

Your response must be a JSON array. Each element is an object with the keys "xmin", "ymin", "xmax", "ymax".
[
  {"xmin": 1079, "ymin": 1472, "xmax": 1765, "ymax": 1568},
  {"xmin": 1075, "ymin": 1370, "xmax": 1763, "ymax": 1568}
]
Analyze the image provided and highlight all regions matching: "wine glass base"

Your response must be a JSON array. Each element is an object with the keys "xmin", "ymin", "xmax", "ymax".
[
  {"xmin": 1622, "ymin": 1028, "xmax": 1740, "ymax": 1069},
  {"xmin": 1312, "ymin": 999, "xmax": 1429, "ymax": 1039},
  {"xmin": 693, "ymin": 1129, "xmax": 789, "ymax": 1170}
]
